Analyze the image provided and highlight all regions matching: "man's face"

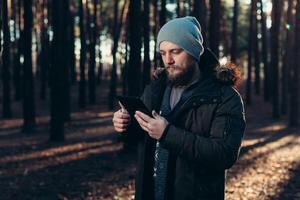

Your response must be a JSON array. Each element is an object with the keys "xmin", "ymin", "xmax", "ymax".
[{"xmin": 159, "ymin": 41, "xmax": 199, "ymax": 86}]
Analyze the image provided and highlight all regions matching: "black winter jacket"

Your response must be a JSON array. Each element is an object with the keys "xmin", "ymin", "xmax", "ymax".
[{"xmin": 133, "ymin": 49, "xmax": 246, "ymax": 200}]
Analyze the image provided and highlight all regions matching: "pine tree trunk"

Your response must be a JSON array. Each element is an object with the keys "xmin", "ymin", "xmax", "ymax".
[
  {"xmin": 22, "ymin": 0, "xmax": 36, "ymax": 132},
  {"xmin": 282, "ymin": 0, "xmax": 295, "ymax": 115},
  {"xmin": 1, "ymin": 0, "xmax": 12, "ymax": 118},
  {"xmin": 128, "ymin": 0, "xmax": 142, "ymax": 96},
  {"xmin": 230, "ymin": 0, "xmax": 238, "ymax": 63},
  {"xmin": 69, "ymin": 3, "xmax": 76, "ymax": 84},
  {"xmin": 289, "ymin": 0, "xmax": 300, "ymax": 126},
  {"xmin": 209, "ymin": 0, "xmax": 221, "ymax": 58},
  {"xmin": 79, "ymin": 0, "xmax": 86, "ymax": 108},
  {"xmin": 246, "ymin": 0, "xmax": 256, "ymax": 105},
  {"xmin": 143, "ymin": 0, "xmax": 151, "ymax": 89},
  {"xmin": 192, "ymin": 0, "xmax": 207, "ymax": 46},
  {"xmin": 40, "ymin": 0, "xmax": 49, "ymax": 100},
  {"xmin": 259, "ymin": 0, "xmax": 270, "ymax": 102},
  {"xmin": 50, "ymin": 0, "xmax": 70, "ymax": 142},
  {"xmin": 270, "ymin": 0, "xmax": 282, "ymax": 119},
  {"xmin": 254, "ymin": 7, "xmax": 260, "ymax": 95},
  {"xmin": 109, "ymin": 0, "xmax": 119, "ymax": 109}
]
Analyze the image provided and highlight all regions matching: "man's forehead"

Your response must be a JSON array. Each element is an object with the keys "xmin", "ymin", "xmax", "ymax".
[{"xmin": 159, "ymin": 41, "xmax": 182, "ymax": 51}]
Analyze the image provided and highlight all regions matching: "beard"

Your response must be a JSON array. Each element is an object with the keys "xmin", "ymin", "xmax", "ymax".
[{"xmin": 166, "ymin": 64, "xmax": 198, "ymax": 87}]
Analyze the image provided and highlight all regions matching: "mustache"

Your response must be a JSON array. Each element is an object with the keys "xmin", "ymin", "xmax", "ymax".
[{"xmin": 166, "ymin": 65, "xmax": 179, "ymax": 69}]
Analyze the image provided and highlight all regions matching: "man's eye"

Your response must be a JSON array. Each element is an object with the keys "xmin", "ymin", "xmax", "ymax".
[{"xmin": 172, "ymin": 50, "xmax": 182, "ymax": 54}]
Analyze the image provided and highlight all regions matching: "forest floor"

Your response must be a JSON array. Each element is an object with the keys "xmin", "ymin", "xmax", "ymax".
[{"xmin": 0, "ymin": 84, "xmax": 300, "ymax": 200}]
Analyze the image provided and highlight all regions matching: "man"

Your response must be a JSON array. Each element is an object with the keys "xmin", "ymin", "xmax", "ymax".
[{"xmin": 113, "ymin": 16, "xmax": 245, "ymax": 200}]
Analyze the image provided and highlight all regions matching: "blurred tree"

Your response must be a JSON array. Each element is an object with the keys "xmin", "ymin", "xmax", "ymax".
[
  {"xmin": 108, "ymin": 0, "xmax": 119, "ymax": 109},
  {"xmin": 69, "ymin": 1, "xmax": 76, "ymax": 84},
  {"xmin": 209, "ymin": 0, "xmax": 221, "ymax": 58},
  {"xmin": 0, "ymin": 0, "xmax": 2, "ymax": 54},
  {"xmin": 153, "ymin": 0, "xmax": 159, "ymax": 67},
  {"xmin": 11, "ymin": 0, "xmax": 21, "ymax": 101},
  {"xmin": 142, "ymin": 0, "xmax": 151, "ymax": 88},
  {"xmin": 259, "ymin": 0, "xmax": 270, "ymax": 102},
  {"xmin": 177, "ymin": 0, "xmax": 181, "ymax": 17},
  {"xmin": 22, "ymin": 0, "xmax": 36, "ymax": 132},
  {"xmin": 254, "ymin": 3, "xmax": 260, "ymax": 95},
  {"xmin": 246, "ymin": 0, "xmax": 256, "ymax": 105},
  {"xmin": 1, "ymin": 0, "xmax": 12, "ymax": 118},
  {"xmin": 192, "ymin": 0, "xmax": 207, "ymax": 46},
  {"xmin": 128, "ymin": 0, "xmax": 142, "ymax": 96},
  {"xmin": 230, "ymin": 0, "xmax": 238, "ymax": 63},
  {"xmin": 88, "ymin": 0, "xmax": 97, "ymax": 104},
  {"xmin": 109, "ymin": 0, "xmax": 128, "ymax": 109},
  {"xmin": 160, "ymin": 0, "xmax": 166, "ymax": 28},
  {"xmin": 50, "ymin": 0, "xmax": 70, "ymax": 141},
  {"xmin": 79, "ymin": 0, "xmax": 87, "ymax": 108},
  {"xmin": 290, "ymin": 0, "xmax": 300, "ymax": 126},
  {"xmin": 282, "ymin": 0, "xmax": 295, "ymax": 115},
  {"xmin": 270, "ymin": 0, "xmax": 282, "ymax": 119},
  {"xmin": 40, "ymin": 0, "xmax": 50, "ymax": 100}
]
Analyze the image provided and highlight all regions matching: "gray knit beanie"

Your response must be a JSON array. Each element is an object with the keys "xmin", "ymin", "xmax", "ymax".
[{"xmin": 157, "ymin": 16, "xmax": 204, "ymax": 62}]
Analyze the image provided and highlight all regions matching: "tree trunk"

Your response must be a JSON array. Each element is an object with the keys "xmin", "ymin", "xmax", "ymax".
[
  {"xmin": 209, "ymin": 0, "xmax": 221, "ymax": 58},
  {"xmin": 69, "ymin": 3, "xmax": 76, "ymax": 84},
  {"xmin": 192, "ymin": 0, "xmax": 207, "ymax": 46},
  {"xmin": 258, "ymin": 0, "xmax": 270, "ymax": 102},
  {"xmin": 270, "ymin": 0, "xmax": 282, "ymax": 119},
  {"xmin": 50, "ymin": 0, "xmax": 70, "ymax": 142},
  {"xmin": 109, "ymin": 0, "xmax": 119, "ymax": 109},
  {"xmin": 160, "ymin": 0, "xmax": 166, "ymax": 28},
  {"xmin": 1, "ymin": 0, "xmax": 12, "ymax": 118},
  {"xmin": 254, "ymin": 5, "xmax": 260, "ymax": 95},
  {"xmin": 142, "ymin": 0, "xmax": 151, "ymax": 89},
  {"xmin": 40, "ymin": 0, "xmax": 49, "ymax": 100},
  {"xmin": 153, "ymin": 0, "xmax": 159, "ymax": 67},
  {"xmin": 282, "ymin": 0, "xmax": 295, "ymax": 115},
  {"xmin": 11, "ymin": 0, "xmax": 21, "ymax": 101},
  {"xmin": 289, "ymin": 0, "xmax": 300, "ymax": 126},
  {"xmin": 22, "ymin": 0, "xmax": 36, "ymax": 132},
  {"xmin": 128, "ymin": 0, "xmax": 142, "ymax": 96},
  {"xmin": 88, "ymin": 0, "xmax": 97, "ymax": 105},
  {"xmin": 79, "ymin": 0, "xmax": 86, "ymax": 108},
  {"xmin": 230, "ymin": 0, "xmax": 238, "ymax": 63},
  {"xmin": 246, "ymin": 0, "xmax": 256, "ymax": 105}
]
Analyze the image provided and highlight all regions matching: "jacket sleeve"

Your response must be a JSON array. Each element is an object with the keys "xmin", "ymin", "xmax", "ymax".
[{"xmin": 159, "ymin": 89, "xmax": 246, "ymax": 170}]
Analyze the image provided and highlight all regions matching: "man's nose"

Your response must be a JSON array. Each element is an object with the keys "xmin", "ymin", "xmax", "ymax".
[{"xmin": 165, "ymin": 53, "xmax": 175, "ymax": 65}]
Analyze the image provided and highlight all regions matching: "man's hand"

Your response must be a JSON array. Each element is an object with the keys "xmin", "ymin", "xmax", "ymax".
[
  {"xmin": 134, "ymin": 110, "xmax": 169, "ymax": 140},
  {"xmin": 112, "ymin": 102, "xmax": 131, "ymax": 132}
]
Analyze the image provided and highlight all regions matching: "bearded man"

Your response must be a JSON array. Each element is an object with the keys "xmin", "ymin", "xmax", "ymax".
[{"xmin": 112, "ymin": 16, "xmax": 245, "ymax": 200}]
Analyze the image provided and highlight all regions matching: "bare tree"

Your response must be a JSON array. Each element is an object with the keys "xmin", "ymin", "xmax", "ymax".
[
  {"xmin": 270, "ymin": 0, "xmax": 283, "ymax": 118},
  {"xmin": 230, "ymin": 0, "xmax": 238, "ymax": 63},
  {"xmin": 50, "ymin": 0, "xmax": 70, "ymax": 141},
  {"xmin": 282, "ymin": 0, "xmax": 295, "ymax": 115},
  {"xmin": 143, "ymin": 0, "xmax": 151, "ymax": 88},
  {"xmin": 1, "ymin": 0, "xmax": 12, "ymax": 118},
  {"xmin": 246, "ymin": 0, "xmax": 256, "ymax": 105},
  {"xmin": 209, "ymin": 0, "xmax": 221, "ymax": 57},
  {"xmin": 192, "ymin": 0, "xmax": 207, "ymax": 46},
  {"xmin": 22, "ymin": 0, "xmax": 36, "ymax": 132},
  {"xmin": 128, "ymin": 0, "xmax": 142, "ymax": 96},
  {"xmin": 289, "ymin": 0, "xmax": 300, "ymax": 126},
  {"xmin": 79, "ymin": 0, "xmax": 86, "ymax": 108}
]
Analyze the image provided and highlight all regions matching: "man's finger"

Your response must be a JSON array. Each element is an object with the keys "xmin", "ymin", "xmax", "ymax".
[
  {"xmin": 135, "ymin": 114, "xmax": 150, "ymax": 132},
  {"xmin": 135, "ymin": 111, "xmax": 152, "ymax": 122}
]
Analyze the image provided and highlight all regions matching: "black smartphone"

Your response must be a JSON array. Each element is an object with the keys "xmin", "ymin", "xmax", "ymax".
[{"xmin": 115, "ymin": 96, "xmax": 152, "ymax": 117}]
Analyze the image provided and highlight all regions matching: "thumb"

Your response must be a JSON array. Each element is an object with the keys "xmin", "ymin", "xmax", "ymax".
[
  {"xmin": 118, "ymin": 101, "xmax": 126, "ymax": 112},
  {"xmin": 152, "ymin": 110, "xmax": 159, "ymax": 119}
]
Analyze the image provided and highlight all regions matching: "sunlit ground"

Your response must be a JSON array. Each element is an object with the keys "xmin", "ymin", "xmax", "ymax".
[{"xmin": 0, "ymin": 95, "xmax": 300, "ymax": 200}]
